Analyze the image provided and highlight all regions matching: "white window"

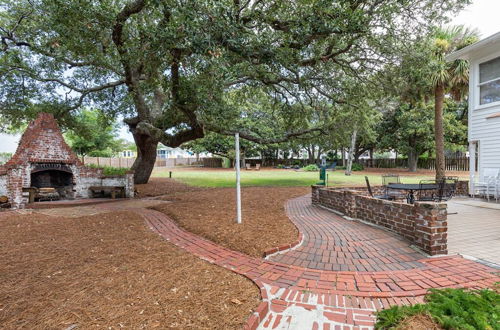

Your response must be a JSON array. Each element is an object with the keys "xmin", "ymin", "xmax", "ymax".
[
  {"xmin": 479, "ymin": 56, "xmax": 500, "ymax": 105},
  {"xmin": 157, "ymin": 149, "xmax": 167, "ymax": 159}
]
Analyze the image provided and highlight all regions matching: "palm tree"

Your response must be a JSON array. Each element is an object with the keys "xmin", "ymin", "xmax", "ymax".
[{"xmin": 431, "ymin": 26, "xmax": 479, "ymax": 180}]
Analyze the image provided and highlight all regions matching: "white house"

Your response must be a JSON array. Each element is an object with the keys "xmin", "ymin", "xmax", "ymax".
[
  {"xmin": 447, "ymin": 32, "xmax": 500, "ymax": 188},
  {"xmin": 121, "ymin": 145, "xmax": 211, "ymax": 159}
]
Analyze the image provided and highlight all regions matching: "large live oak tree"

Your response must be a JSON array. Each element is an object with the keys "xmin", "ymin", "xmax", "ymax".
[{"xmin": 0, "ymin": 0, "xmax": 469, "ymax": 183}]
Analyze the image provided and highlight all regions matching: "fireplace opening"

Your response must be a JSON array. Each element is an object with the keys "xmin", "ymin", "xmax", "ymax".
[{"xmin": 30, "ymin": 168, "xmax": 74, "ymax": 200}]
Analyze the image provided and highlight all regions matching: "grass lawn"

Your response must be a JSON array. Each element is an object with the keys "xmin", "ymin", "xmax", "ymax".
[{"xmin": 152, "ymin": 168, "xmax": 437, "ymax": 188}]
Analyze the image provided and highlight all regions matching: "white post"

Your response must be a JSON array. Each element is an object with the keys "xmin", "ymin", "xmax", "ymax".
[{"xmin": 235, "ymin": 133, "xmax": 242, "ymax": 224}]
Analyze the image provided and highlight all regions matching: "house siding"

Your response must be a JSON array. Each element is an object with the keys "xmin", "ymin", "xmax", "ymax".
[{"xmin": 468, "ymin": 48, "xmax": 500, "ymax": 179}]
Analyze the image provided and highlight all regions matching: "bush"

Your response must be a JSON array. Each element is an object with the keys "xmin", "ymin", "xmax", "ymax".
[
  {"xmin": 86, "ymin": 164, "xmax": 128, "ymax": 176},
  {"xmin": 375, "ymin": 287, "xmax": 500, "ymax": 330},
  {"xmin": 276, "ymin": 164, "xmax": 286, "ymax": 169},
  {"xmin": 351, "ymin": 163, "xmax": 364, "ymax": 171},
  {"xmin": 302, "ymin": 164, "xmax": 319, "ymax": 171}
]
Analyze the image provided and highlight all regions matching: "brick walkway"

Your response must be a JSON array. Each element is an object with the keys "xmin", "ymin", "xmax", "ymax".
[
  {"xmin": 139, "ymin": 195, "xmax": 499, "ymax": 330},
  {"xmin": 40, "ymin": 196, "xmax": 496, "ymax": 329},
  {"xmin": 268, "ymin": 196, "xmax": 424, "ymax": 272}
]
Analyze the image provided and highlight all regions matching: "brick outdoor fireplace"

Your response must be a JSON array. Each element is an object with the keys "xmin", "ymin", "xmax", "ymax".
[{"xmin": 0, "ymin": 113, "xmax": 134, "ymax": 208}]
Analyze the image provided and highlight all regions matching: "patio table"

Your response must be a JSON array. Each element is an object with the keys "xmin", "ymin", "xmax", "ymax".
[{"xmin": 387, "ymin": 183, "xmax": 438, "ymax": 204}]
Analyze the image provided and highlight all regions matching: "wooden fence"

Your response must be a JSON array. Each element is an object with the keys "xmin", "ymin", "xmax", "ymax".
[
  {"xmin": 357, "ymin": 156, "xmax": 472, "ymax": 172},
  {"xmin": 82, "ymin": 156, "xmax": 222, "ymax": 168}
]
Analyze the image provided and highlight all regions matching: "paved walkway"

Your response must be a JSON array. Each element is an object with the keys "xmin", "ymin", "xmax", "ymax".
[
  {"xmin": 141, "ymin": 195, "xmax": 499, "ymax": 330},
  {"xmin": 25, "ymin": 196, "xmax": 498, "ymax": 329},
  {"xmin": 268, "ymin": 197, "xmax": 424, "ymax": 272},
  {"xmin": 448, "ymin": 198, "xmax": 500, "ymax": 266}
]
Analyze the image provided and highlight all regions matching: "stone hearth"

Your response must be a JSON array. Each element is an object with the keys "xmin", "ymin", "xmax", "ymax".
[{"xmin": 0, "ymin": 113, "xmax": 134, "ymax": 208}]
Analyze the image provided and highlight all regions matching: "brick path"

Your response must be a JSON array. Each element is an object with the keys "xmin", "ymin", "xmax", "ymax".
[
  {"xmin": 139, "ymin": 195, "xmax": 499, "ymax": 330},
  {"xmin": 43, "ymin": 196, "xmax": 496, "ymax": 329},
  {"xmin": 268, "ymin": 196, "xmax": 424, "ymax": 272}
]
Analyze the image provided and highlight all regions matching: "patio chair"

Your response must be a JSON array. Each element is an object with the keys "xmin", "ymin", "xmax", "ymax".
[
  {"xmin": 471, "ymin": 168, "xmax": 500, "ymax": 201},
  {"xmin": 381, "ymin": 174, "xmax": 405, "ymax": 200},
  {"xmin": 365, "ymin": 176, "xmax": 395, "ymax": 200},
  {"xmin": 491, "ymin": 178, "xmax": 500, "ymax": 203},
  {"xmin": 416, "ymin": 179, "xmax": 438, "ymax": 202},
  {"xmin": 255, "ymin": 164, "xmax": 261, "ymax": 171},
  {"xmin": 436, "ymin": 177, "xmax": 458, "ymax": 202},
  {"xmin": 245, "ymin": 163, "xmax": 252, "ymax": 170}
]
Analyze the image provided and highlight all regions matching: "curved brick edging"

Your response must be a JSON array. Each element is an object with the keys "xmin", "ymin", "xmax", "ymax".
[
  {"xmin": 263, "ymin": 200, "xmax": 307, "ymax": 258},
  {"xmin": 262, "ymin": 227, "xmax": 303, "ymax": 258},
  {"xmin": 243, "ymin": 281, "xmax": 269, "ymax": 330},
  {"xmin": 137, "ymin": 197, "xmax": 500, "ymax": 329}
]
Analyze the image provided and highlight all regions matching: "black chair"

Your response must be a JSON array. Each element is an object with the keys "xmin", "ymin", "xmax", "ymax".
[
  {"xmin": 417, "ymin": 179, "xmax": 438, "ymax": 201},
  {"xmin": 437, "ymin": 177, "xmax": 458, "ymax": 201},
  {"xmin": 382, "ymin": 174, "xmax": 401, "ymax": 186},
  {"xmin": 365, "ymin": 176, "xmax": 395, "ymax": 200},
  {"xmin": 382, "ymin": 174, "xmax": 405, "ymax": 200}
]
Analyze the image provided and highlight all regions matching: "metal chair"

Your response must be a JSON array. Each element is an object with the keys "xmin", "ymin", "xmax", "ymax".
[
  {"xmin": 365, "ymin": 176, "xmax": 395, "ymax": 200},
  {"xmin": 471, "ymin": 168, "xmax": 499, "ymax": 201},
  {"xmin": 382, "ymin": 174, "xmax": 405, "ymax": 200},
  {"xmin": 437, "ymin": 177, "xmax": 458, "ymax": 202},
  {"xmin": 416, "ymin": 179, "xmax": 438, "ymax": 201},
  {"xmin": 382, "ymin": 173, "xmax": 401, "ymax": 185}
]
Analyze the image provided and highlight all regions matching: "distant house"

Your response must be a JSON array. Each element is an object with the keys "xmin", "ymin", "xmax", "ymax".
[
  {"xmin": 156, "ymin": 146, "xmax": 195, "ymax": 159},
  {"xmin": 120, "ymin": 145, "xmax": 211, "ymax": 159},
  {"xmin": 121, "ymin": 150, "xmax": 136, "ymax": 158},
  {"xmin": 447, "ymin": 32, "xmax": 500, "ymax": 184}
]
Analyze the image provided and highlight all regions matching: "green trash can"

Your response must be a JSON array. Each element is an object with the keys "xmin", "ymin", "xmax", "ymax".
[{"xmin": 316, "ymin": 167, "xmax": 327, "ymax": 185}]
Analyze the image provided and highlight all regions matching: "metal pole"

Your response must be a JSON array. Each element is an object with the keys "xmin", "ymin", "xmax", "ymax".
[{"xmin": 235, "ymin": 133, "xmax": 242, "ymax": 224}]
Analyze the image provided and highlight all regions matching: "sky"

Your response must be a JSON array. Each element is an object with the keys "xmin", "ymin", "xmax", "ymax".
[{"xmin": 1, "ymin": 0, "xmax": 500, "ymax": 153}]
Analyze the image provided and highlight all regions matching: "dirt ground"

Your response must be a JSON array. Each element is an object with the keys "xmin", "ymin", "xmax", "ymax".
[
  {"xmin": 137, "ymin": 178, "xmax": 307, "ymax": 258},
  {"xmin": 0, "ymin": 210, "xmax": 259, "ymax": 329},
  {"xmin": 136, "ymin": 178, "xmax": 204, "ymax": 198}
]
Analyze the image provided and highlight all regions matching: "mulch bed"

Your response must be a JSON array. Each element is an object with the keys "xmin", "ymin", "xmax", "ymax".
[
  {"xmin": 136, "ymin": 178, "xmax": 204, "ymax": 198},
  {"xmin": 0, "ymin": 210, "xmax": 259, "ymax": 329},
  {"xmin": 398, "ymin": 314, "xmax": 442, "ymax": 330},
  {"xmin": 140, "ymin": 178, "xmax": 308, "ymax": 258}
]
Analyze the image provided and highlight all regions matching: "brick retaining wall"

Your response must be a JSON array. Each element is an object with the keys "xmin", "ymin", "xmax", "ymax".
[{"xmin": 312, "ymin": 185, "xmax": 448, "ymax": 255}]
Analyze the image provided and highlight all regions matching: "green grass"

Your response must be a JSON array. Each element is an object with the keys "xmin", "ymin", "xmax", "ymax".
[
  {"xmin": 375, "ymin": 287, "xmax": 500, "ymax": 330},
  {"xmin": 152, "ymin": 168, "xmax": 431, "ymax": 188}
]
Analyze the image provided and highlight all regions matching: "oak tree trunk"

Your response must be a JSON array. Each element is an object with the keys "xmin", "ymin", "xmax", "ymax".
[
  {"xmin": 131, "ymin": 132, "xmax": 159, "ymax": 184},
  {"xmin": 434, "ymin": 83, "xmax": 446, "ymax": 181},
  {"xmin": 408, "ymin": 148, "xmax": 418, "ymax": 172}
]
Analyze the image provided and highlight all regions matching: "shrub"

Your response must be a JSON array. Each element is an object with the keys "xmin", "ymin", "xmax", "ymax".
[
  {"xmin": 375, "ymin": 287, "xmax": 500, "ymax": 330},
  {"xmin": 351, "ymin": 163, "xmax": 364, "ymax": 171},
  {"xmin": 302, "ymin": 164, "xmax": 319, "ymax": 171},
  {"xmin": 86, "ymin": 164, "xmax": 128, "ymax": 176}
]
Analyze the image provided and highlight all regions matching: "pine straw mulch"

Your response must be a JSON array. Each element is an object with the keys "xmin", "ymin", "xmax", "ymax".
[
  {"xmin": 0, "ymin": 210, "xmax": 260, "ymax": 329},
  {"xmin": 397, "ymin": 313, "xmax": 442, "ymax": 330},
  {"xmin": 137, "ymin": 178, "xmax": 308, "ymax": 258}
]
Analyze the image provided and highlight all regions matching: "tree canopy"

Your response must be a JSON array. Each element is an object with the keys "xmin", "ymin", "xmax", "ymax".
[
  {"xmin": 64, "ymin": 109, "xmax": 127, "ymax": 157},
  {"xmin": 0, "ymin": 0, "xmax": 472, "ymax": 182}
]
